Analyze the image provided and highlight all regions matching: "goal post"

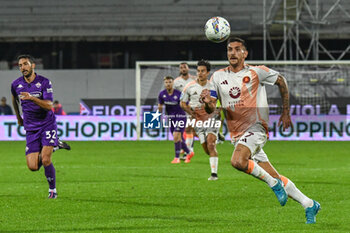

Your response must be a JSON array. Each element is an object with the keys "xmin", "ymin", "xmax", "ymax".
[{"xmin": 136, "ymin": 60, "xmax": 350, "ymax": 140}]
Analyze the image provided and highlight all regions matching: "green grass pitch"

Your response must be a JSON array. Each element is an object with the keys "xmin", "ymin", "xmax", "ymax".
[{"xmin": 0, "ymin": 141, "xmax": 349, "ymax": 233}]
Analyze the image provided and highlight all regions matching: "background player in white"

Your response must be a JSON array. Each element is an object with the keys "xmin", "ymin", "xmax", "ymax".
[
  {"xmin": 174, "ymin": 62, "xmax": 196, "ymax": 157},
  {"xmin": 201, "ymin": 37, "xmax": 320, "ymax": 223},
  {"xmin": 180, "ymin": 60, "xmax": 220, "ymax": 180}
]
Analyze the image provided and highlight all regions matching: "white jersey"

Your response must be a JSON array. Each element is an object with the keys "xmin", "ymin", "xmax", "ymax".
[
  {"xmin": 210, "ymin": 64, "xmax": 279, "ymax": 139},
  {"xmin": 174, "ymin": 75, "xmax": 196, "ymax": 92},
  {"xmin": 181, "ymin": 80, "xmax": 216, "ymax": 121}
]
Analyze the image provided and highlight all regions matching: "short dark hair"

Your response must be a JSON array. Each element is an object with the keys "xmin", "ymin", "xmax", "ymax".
[
  {"xmin": 17, "ymin": 54, "xmax": 35, "ymax": 64},
  {"xmin": 180, "ymin": 62, "xmax": 188, "ymax": 66},
  {"xmin": 197, "ymin": 59, "xmax": 211, "ymax": 72},
  {"xmin": 163, "ymin": 76, "xmax": 174, "ymax": 81},
  {"xmin": 227, "ymin": 37, "xmax": 247, "ymax": 49},
  {"xmin": 53, "ymin": 100, "xmax": 59, "ymax": 104}
]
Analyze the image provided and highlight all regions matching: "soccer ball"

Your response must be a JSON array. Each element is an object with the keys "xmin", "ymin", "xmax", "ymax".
[{"xmin": 204, "ymin": 16, "xmax": 231, "ymax": 43}]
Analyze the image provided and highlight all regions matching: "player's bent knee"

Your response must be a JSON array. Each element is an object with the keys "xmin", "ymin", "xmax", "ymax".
[
  {"xmin": 207, "ymin": 142, "xmax": 216, "ymax": 153},
  {"xmin": 27, "ymin": 164, "xmax": 39, "ymax": 171},
  {"xmin": 41, "ymin": 157, "xmax": 52, "ymax": 167},
  {"xmin": 231, "ymin": 157, "xmax": 248, "ymax": 171}
]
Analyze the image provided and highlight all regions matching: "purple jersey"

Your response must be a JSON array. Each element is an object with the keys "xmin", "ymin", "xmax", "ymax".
[
  {"xmin": 11, "ymin": 74, "xmax": 56, "ymax": 131},
  {"xmin": 158, "ymin": 89, "xmax": 186, "ymax": 118}
]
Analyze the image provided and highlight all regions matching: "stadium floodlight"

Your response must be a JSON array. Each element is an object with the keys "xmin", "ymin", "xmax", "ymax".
[{"xmin": 136, "ymin": 60, "xmax": 350, "ymax": 140}]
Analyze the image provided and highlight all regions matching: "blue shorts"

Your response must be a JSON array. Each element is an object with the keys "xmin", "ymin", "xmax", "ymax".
[{"xmin": 25, "ymin": 123, "xmax": 59, "ymax": 155}]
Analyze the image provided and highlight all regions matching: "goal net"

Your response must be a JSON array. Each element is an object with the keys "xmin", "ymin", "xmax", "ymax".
[{"xmin": 136, "ymin": 61, "xmax": 350, "ymax": 140}]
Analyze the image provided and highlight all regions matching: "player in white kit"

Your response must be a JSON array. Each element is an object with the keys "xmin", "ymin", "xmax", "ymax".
[
  {"xmin": 201, "ymin": 37, "xmax": 320, "ymax": 223},
  {"xmin": 174, "ymin": 62, "xmax": 197, "ymax": 159},
  {"xmin": 180, "ymin": 60, "xmax": 220, "ymax": 180}
]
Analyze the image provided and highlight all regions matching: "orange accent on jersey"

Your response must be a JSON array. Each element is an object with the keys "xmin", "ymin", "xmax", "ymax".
[
  {"xmin": 280, "ymin": 175, "xmax": 289, "ymax": 187},
  {"xmin": 182, "ymin": 80, "xmax": 197, "ymax": 92},
  {"xmin": 251, "ymin": 69, "xmax": 270, "ymax": 139},
  {"xmin": 257, "ymin": 65, "xmax": 270, "ymax": 72},
  {"xmin": 226, "ymin": 69, "xmax": 259, "ymax": 139},
  {"xmin": 247, "ymin": 64, "xmax": 270, "ymax": 73},
  {"xmin": 246, "ymin": 160, "xmax": 255, "ymax": 174}
]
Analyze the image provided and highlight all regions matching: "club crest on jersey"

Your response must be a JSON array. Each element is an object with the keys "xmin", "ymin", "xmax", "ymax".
[
  {"xmin": 35, "ymin": 82, "xmax": 41, "ymax": 88},
  {"xmin": 174, "ymin": 96, "xmax": 178, "ymax": 100},
  {"xmin": 243, "ymin": 76, "xmax": 250, "ymax": 83},
  {"xmin": 229, "ymin": 87, "xmax": 241, "ymax": 99}
]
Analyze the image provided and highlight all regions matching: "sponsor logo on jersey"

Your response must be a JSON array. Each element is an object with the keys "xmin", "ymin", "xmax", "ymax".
[
  {"xmin": 29, "ymin": 91, "xmax": 42, "ymax": 98},
  {"xmin": 229, "ymin": 87, "xmax": 241, "ymax": 99},
  {"xmin": 193, "ymin": 91, "xmax": 198, "ymax": 95},
  {"xmin": 35, "ymin": 82, "xmax": 41, "ymax": 88},
  {"xmin": 220, "ymin": 80, "xmax": 228, "ymax": 85},
  {"xmin": 17, "ymin": 84, "xmax": 23, "ymax": 89},
  {"xmin": 25, "ymin": 146, "xmax": 29, "ymax": 152},
  {"xmin": 46, "ymin": 88, "xmax": 53, "ymax": 93},
  {"xmin": 49, "ymin": 139, "xmax": 55, "ymax": 144}
]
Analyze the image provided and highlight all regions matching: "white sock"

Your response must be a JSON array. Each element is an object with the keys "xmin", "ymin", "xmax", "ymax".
[
  {"xmin": 283, "ymin": 177, "xmax": 313, "ymax": 209},
  {"xmin": 49, "ymin": 188, "xmax": 57, "ymax": 193},
  {"xmin": 247, "ymin": 160, "xmax": 277, "ymax": 187},
  {"xmin": 186, "ymin": 137, "xmax": 194, "ymax": 152},
  {"xmin": 209, "ymin": 157, "xmax": 218, "ymax": 174}
]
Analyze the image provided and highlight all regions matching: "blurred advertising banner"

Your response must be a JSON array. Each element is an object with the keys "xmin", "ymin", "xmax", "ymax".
[
  {"xmin": 1, "ymin": 115, "xmax": 350, "ymax": 141},
  {"xmin": 80, "ymin": 99, "xmax": 157, "ymax": 116},
  {"xmin": 80, "ymin": 99, "xmax": 350, "ymax": 116}
]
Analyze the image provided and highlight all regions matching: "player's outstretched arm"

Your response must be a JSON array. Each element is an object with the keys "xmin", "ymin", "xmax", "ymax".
[
  {"xmin": 275, "ymin": 75, "xmax": 293, "ymax": 131},
  {"xmin": 12, "ymin": 95, "xmax": 23, "ymax": 126},
  {"xmin": 19, "ymin": 92, "xmax": 53, "ymax": 111}
]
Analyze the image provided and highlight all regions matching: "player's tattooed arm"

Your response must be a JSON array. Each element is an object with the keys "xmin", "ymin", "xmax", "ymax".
[
  {"xmin": 275, "ymin": 75, "xmax": 293, "ymax": 131},
  {"xmin": 200, "ymin": 89, "xmax": 216, "ymax": 114},
  {"xmin": 19, "ymin": 92, "xmax": 53, "ymax": 111},
  {"xmin": 12, "ymin": 95, "xmax": 23, "ymax": 126}
]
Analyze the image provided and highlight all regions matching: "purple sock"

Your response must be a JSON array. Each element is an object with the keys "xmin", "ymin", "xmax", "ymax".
[
  {"xmin": 175, "ymin": 142, "xmax": 181, "ymax": 158},
  {"xmin": 44, "ymin": 163, "xmax": 56, "ymax": 189},
  {"xmin": 181, "ymin": 141, "xmax": 190, "ymax": 154}
]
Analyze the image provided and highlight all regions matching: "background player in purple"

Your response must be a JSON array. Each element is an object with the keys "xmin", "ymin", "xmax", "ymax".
[
  {"xmin": 158, "ymin": 76, "xmax": 193, "ymax": 164},
  {"xmin": 11, "ymin": 54, "xmax": 70, "ymax": 199}
]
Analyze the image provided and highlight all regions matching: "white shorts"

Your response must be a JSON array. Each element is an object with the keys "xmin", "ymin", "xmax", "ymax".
[
  {"xmin": 232, "ymin": 123, "xmax": 269, "ymax": 163},
  {"xmin": 194, "ymin": 125, "xmax": 219, "ymax": 144}
]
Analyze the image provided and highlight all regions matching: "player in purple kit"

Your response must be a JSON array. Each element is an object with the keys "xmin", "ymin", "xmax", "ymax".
[
  {"xmin": 158, "ymin": 76, "xmax": 194, "ymax": 164},
  {"xmin": 11, "ymin": 54, "xmax": 70, "ymax": 199}
]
